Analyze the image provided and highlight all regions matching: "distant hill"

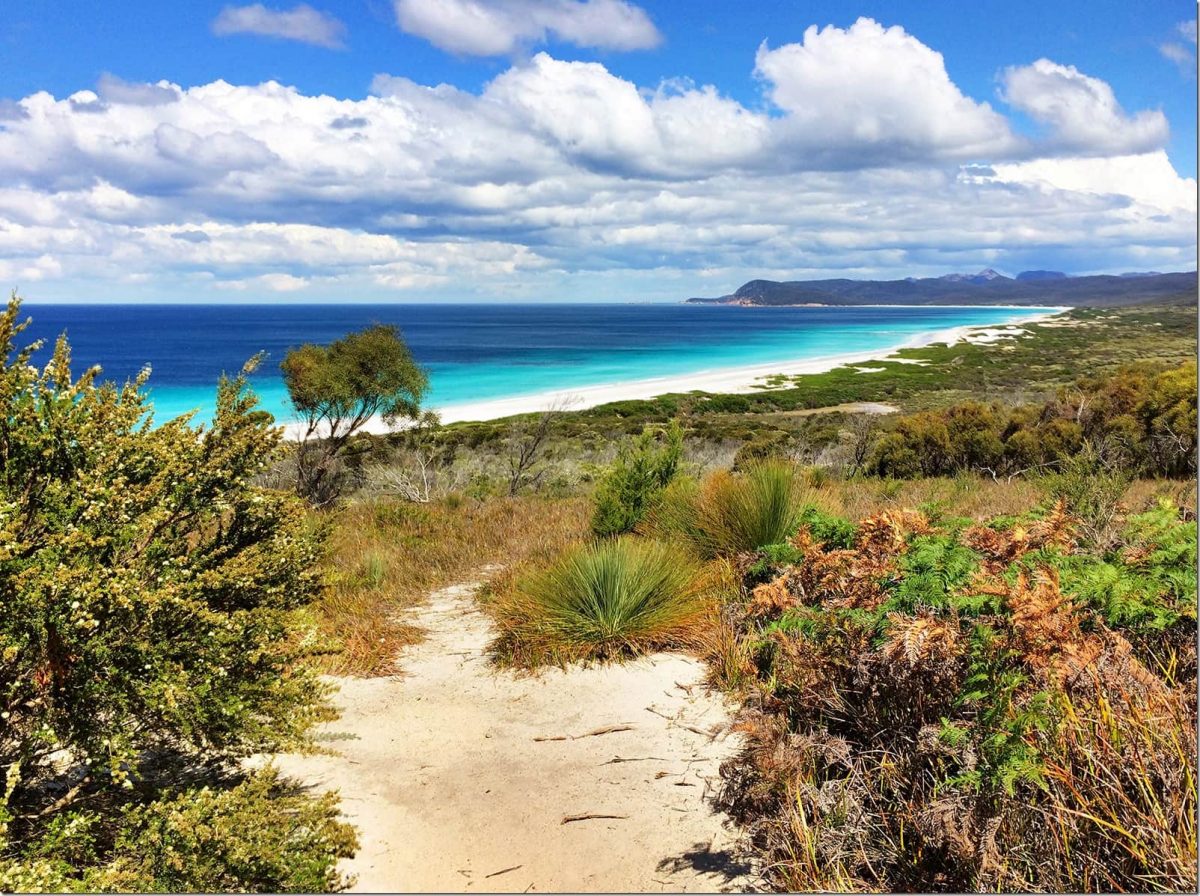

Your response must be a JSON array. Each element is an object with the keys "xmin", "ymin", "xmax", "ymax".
[{"xmin": 686, "ymin": 270, "xmax": 1197, "ymax": 308}]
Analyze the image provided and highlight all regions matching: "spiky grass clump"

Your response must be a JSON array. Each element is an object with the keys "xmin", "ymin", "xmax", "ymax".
[
  {"xmin": 488, "ymin": 537, "xmax": 709, "ymax": 665},
  {"xmin": 650, "ymin": 460, "xmax": 809, "ymax": 558}
]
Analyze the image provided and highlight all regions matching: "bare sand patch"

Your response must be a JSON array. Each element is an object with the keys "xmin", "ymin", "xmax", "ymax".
[{"xmin": 274, "ymin": 581, "xmax": 752, "ymax": 893}]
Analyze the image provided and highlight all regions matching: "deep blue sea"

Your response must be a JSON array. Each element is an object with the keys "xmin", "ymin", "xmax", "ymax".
[{"xmin": 18, "ymin": 304, "xmax": 1059, "ymax": 424}]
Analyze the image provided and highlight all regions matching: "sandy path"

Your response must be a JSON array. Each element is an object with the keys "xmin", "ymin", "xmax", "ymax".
[{"xmin": 274, "ymin": 580, "xmax": 753, "ymax": 893}]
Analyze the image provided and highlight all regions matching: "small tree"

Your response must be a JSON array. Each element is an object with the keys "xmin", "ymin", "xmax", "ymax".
[
  {"xmin": 591, "ymin": 421, "xmax": 684, "ymax": 537},
  {"xmin": 282, "ymin": 324, "xmax": 427, "ymax": 506},
  {"xmin": 502, "ymin": 396, "xmax": 575, "ymax": 496}
]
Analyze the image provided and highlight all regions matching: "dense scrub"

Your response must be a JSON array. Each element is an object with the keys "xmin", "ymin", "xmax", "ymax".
[
  {"xmin": 0, "ymin": 297, "xmax": 354, "ymax": 891},
  {"xmin": 717, "ymin": 499, "xmax": 1197, "ymax": 892},
  {"xmin": 869, "ymin": 362, "xmax": 1197, "ymax": 479}
]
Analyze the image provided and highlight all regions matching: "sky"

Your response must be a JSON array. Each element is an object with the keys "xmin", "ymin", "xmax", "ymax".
[{"xmin": 0, "ymin": 0, "xmax": 1196, "ymax": 303}]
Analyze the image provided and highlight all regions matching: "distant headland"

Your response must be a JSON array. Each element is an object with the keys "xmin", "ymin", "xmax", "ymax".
[{"xmin": 686, "ymin": 269, "xmax": 1197, "ymax": 308}]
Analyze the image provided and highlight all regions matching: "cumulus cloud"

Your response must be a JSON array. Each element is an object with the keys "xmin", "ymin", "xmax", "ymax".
[
  {"xmin": 97, "ymin": 73, "xmax": 181, "ymax": 106},
  {"xmin": 212, "ymin": 4, "xmax": 346, "ymax": 48},
  {"xmin": 755, "ymin": 18, "xmax": 1017, "ymax": 164},
  {"xmin": 393, "ymin": 0, "xmax": 660, "ymax": 56},
  {"xmin": 0, "ymin": 23, "xmax": 1192, "ymax": 300},
  {"xmin": 1000, "ymin": 59, "xmax": 1169, "ymax": 154}
]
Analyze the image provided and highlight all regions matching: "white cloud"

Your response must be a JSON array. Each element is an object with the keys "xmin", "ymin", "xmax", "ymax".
[
  {"xmin": 0, "ymin": 25, "xmax": 1192, "ymax": 301},
  {"xmin": 1000, "ymin": 59, "xmax": 1169, "ymax": 154},
  {"xmin": 1160, "ymin": 20, "xmax": 1197, "ymax": 74},
  {"xmin": 984, "ymin": 150, "xmax": 1195, "ymax": 213},
  {"xmin": 212, "ymin": 4, "xmax": 346, "ymax": 49},
  {"xmin": 97, "ymin": 74, "xmax": 180, "ymax": 106},
  {"xmin": 755, "ymin": 18, "xmax": 1017, "ymax": 164},
  {"xmin": 393, "ymin": 0, "xmax": 660, "ymax": 56}
]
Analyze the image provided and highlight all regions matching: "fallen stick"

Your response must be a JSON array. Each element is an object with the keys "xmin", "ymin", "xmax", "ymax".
[
  {"xmin": 601, "ymin": 755, "xmax": 669, "ymax": 765},
  {"xmin": 680, "ymin": 723, "xmax": 722, "ymax": 740},
  {"xmin": 485, "ymin": 865, "xmax": 523, "ymax": 879},
  {"xmin": 561, "ymin": 813, "xmax": 629, "ymax": 824},
  {"xmin": 534, "ymin": 724, "xmax": 634, "ymax": 742}
]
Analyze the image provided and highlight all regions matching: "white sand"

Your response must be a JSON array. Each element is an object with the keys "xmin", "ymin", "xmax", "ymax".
[
  {"xmin": 281, "ymin": 308, "xmax": 1067, "ymax": 437},
  {"xmin": 272, "ymin": 580, "xmax": 753, "ymax": 893}
]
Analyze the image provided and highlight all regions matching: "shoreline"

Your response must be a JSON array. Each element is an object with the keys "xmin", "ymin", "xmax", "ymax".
[{"xmin": 280, "ymin": 308, "xmax": 1069, "ymax": 438}]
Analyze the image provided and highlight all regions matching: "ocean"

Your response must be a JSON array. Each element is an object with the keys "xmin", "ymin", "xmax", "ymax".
[{"xmin": 16, "ymin": 303, "xmax": 1059, "ymax": 424}]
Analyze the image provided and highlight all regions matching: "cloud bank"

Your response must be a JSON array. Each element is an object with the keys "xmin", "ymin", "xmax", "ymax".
[{"xmin": 0, "ymin": 17, "xmax": 1192, "ymax": 300}]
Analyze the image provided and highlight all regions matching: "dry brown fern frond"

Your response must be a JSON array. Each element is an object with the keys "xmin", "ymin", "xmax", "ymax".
[
  {"xmin": 748, "ymin": 573, "xmax": 799, "ymax": 620},
  {"xmin": 1026, "ymin": 497, "xmax": 1077, "ymax": 553},
  {"xmin": 856, "ymin": 508, "xmax": 932, "ymax": 558},
  {"xmin": 881, "ymin": 612, "xmax": 963, "ymax": 669}
]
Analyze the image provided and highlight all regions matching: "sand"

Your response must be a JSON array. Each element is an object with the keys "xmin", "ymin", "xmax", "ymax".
[
  {"xmin": 280, "ymin": 309, "xmax": 1068, "ymax": 438},
  {"xmin": 272, "ymin": 579, "xmax": 753, "ymax": 893}
]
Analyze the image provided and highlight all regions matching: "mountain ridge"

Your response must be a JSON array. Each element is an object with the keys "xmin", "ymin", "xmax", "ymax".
[{"xmin": 685, "ymin": 270, "xmax": 1197, "ymax": 308}]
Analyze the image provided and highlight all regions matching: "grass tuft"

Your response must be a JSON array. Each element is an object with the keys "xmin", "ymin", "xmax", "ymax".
[
  {"xmin": 487, "ymin": 537, "xmax": 709, "ymax": 666},
  {"xmin": 650, "ymin": 460, "xmax": 810, "ymax": 557}
]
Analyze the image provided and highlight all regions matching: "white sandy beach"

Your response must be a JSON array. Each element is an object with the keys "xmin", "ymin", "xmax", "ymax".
[{"xmin": 282, "ymin": 308, "xmax": 1068, "ymax": 438}]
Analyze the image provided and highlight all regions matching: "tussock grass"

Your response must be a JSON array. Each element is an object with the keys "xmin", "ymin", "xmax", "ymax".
[
  {"xmin": 487, "ymin": 537, "xmax": 711, "ymax": 666},
  {"xmin": 650, "ymin": 460, "xmax": 811, "ymax": 557},
  {"xmin": 311, "ymin": 495, "xmax": 589, "ymax": 675}
]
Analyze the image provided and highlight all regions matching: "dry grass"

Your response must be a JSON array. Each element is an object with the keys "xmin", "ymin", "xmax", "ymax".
[
  {"xmin": 802, "ymin": 475, "xmax": 1191, "ymax": 522},
  {"xmin": 310, "ymin": 495, "xmax": 589, "ymax": 675}
]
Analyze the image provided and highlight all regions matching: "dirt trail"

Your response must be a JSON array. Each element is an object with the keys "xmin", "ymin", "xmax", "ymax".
[{"xmin": 274, "ymin": 579, "xmax": 753, "ymax": 893}]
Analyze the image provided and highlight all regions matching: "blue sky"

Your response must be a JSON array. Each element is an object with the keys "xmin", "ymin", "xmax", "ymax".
[{"xmin": 0, "ymin": 1, "xmax": 1195, "ymax": 302}]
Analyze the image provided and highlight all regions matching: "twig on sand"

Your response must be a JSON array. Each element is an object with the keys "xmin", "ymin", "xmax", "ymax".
[
  {"xmin": 485, "ymin": 865, "xmax": 524, "ymax": 878},
  {"xmin": 534, "ymin": 724, "xmax": 634, "ymax": 742},
  {"xmin": 562, "ymin": 812, "xmax": 630, "ymax": 824},
  {"xmin": 601, "ymin": 755, "xmax": 669, "ymax": 765}
]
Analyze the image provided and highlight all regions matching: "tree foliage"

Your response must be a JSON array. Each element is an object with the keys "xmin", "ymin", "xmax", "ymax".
[
  {"xmin": 282, "ymin": 324, "xmax": 427, "ymax": 506},
  {"xmin": 0, "ymin": 294, "xmax": 354, "ymax": 890}
]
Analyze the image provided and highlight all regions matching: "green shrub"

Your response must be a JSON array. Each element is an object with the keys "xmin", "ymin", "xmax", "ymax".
[
  {"xmin": 491, "ymin": 537, "xmax": 706, "ymax": 663},
  {"xmin": 1, "ymin": 769, "xmax": 356, "ymax": 893},
  {"xmin": 866, "ymin": 362, "xmax": 1197, "ymax": 480},
  {"xmin": 590, "ymin": 421, "xmax": 682, "ymax": 537},
  {"xmin": 0, "ymin": 295, "xmax": 347, "ymax": 890},
  {"xmin": 1036, "ymin": 443, "xmax": 1131, "ymax": 547}
]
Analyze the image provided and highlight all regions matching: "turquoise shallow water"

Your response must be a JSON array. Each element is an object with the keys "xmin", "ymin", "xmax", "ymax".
[{"xmin": 20, "ymin": 303, "xmax": 1063, "ymax": 424}]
